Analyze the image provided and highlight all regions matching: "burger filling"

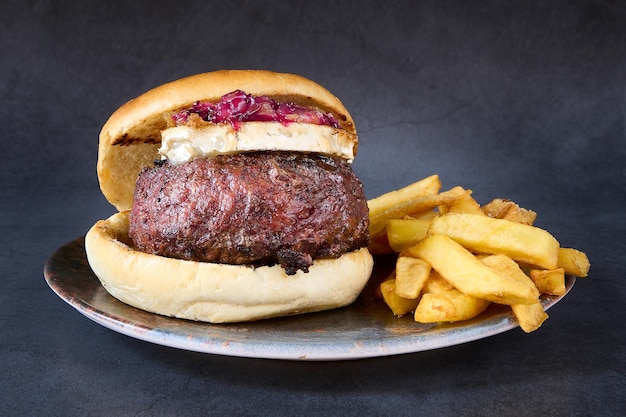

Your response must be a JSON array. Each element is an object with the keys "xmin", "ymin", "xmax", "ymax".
[
  {"xmin": 159, "ymin": 91, "xmax": 355, "ymax": 165},
  {"xmin": 128, "ymin": 151, "xmax": 369, "ymax": 275},
  {"xmin": 172, "ymin": 90, "xmax": 340, "ymax": 130}
]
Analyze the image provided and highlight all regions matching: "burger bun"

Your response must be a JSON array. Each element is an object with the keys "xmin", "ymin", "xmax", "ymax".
[{"xmin": 85, "ymin": 212, "xmax": 374, "ymax": 323}]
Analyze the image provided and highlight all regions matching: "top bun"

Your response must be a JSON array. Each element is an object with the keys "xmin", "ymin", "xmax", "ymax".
[{"xmin": 97, "ymin": 70, "xmax": 358, "ymax": 211}]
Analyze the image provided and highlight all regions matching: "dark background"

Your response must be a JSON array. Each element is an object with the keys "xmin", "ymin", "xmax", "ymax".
[{"xmin": 2, "ymin": 1, "xmax": 625, "ymax": 415}]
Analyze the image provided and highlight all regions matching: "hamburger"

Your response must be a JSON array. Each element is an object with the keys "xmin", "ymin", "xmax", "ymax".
[{"xmin": 85, "ymin": 70, "xmax": 373, "ymax": 323}]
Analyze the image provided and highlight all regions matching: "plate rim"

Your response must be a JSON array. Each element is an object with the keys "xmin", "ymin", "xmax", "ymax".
[{"xmin": 44, "ymin": 237, "xmax": 574, "ymax": 361}]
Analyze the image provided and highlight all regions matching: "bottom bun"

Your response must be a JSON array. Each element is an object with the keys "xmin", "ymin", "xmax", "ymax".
[{"xmin": 85, "ymin": 212, "xmax": 374, "ymax": 323}]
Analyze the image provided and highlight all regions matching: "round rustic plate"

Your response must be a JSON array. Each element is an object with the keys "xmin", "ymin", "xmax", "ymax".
[{"xmin": 44, "ymin": 237, "xmax": 574, "ymax": 361}]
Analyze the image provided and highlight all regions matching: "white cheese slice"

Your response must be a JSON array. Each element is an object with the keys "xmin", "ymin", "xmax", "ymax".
[{"xmin": 159, "ymin": 122, "xmax": 355, "ymax": 164}]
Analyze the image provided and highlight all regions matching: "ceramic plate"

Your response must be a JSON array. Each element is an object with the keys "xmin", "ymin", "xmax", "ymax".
[{"xmin": 44, "ymin": 237, "xmax": 574, "ymax": 361}]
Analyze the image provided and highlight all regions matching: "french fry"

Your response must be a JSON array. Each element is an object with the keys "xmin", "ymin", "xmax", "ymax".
[
  {"xmin": 440, "ymin": 189, "xmax": 484, "ymax": 216},
  {"xmin": 386, "ymin": 219, "xmax": 431, "ymax": 252},
  {"xmin": 511, "ymin": 302, "xmax": 548, "ymax": 333},
  {"xmin": 394, "ymin": 256, "xmax": 431, "ymax": 299},
  {"xmin": 558, "ymin": 247, "xmax": 590, "ymax": 277},
  {"xmin": 428, "ymin": 213, "xmax": 560, "ymax": 269},
  {"xmin": 414, "ymin": 273, "xmax": 490, "ymax": 323},
  {"xmin": 480, "ymin": 254, "xmax": 540, "ymax": 298},
  {"xmin": 367, "ymin": 175, "xmax": 441, "ymax": 250},
  {"xmin": 482, "ymin": 198, "xmax": 537, "ymax": 225},
  {"xmin": 404, "ymin": 211, "xmax": 439, "ymax": 221},
  {"xmin": 481, "ymin": 198, "xmax": 513, "ymax": 218},
  {"xmin": 367, "ymin": 175, "xmax": 441, "ymax": 217},
  {"xmin": 379, "ymin": 278, "xmax": 419, "ymax": 317},
  {"xmin": 369, "ymin": 186, "xmax": 467, "ymax": 237},
  {"xmin": 408, "ymin": 235, "xmax": 539, "ymax": 305},
  {"xmin": 501, "ymin": 204, "xmax": 537, "ymax": 225},
  {"xmin": 368, "ymin": 174, "xmax": 590, "ymax": 333},
  {"xmin": 530, "ymin": 268, "xmax": 566, "ymax": 296},
  {"xmin": 480, "ymin": 255, "xmax": 547, "ymax": 332}
]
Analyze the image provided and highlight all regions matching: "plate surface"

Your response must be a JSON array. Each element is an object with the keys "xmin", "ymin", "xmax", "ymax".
[{"xmin": 44, "ymin": 237, "xmax": 574, "ymax": 361}]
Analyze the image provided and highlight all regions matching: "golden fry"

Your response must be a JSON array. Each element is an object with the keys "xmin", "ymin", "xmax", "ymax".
[
  {"xmin": 558, "ymin": 247, "xmax": 590, "ymax": 277},
  {"xmin": 367, "ymin": 175, "xmax": 441, "ymax": 217},
  {"xmin": 408, "ymin": 235, "xmax": 538, "ymax": 305},
  {"xmin": 379, "ymin": 279, "xmax": 419, "ymax": 317},
  {"xmin": 440, "ymin": 189, "xmax": 484, "ymax": 216},
  {"xmin": 414, "ymin": 273, "xmax": 490, "ymax": 323},
  {"xmin": 367, "ymin": 174, "xmax": 590, "ymax": 333},
  {"xmin": 502, "ymin": 205, "xmax": 537, "ymax": 225},
  {"xmin": 511, "ymin": 302, "xmax": 548, "ymax": 333},
  {"xmin": 386, "ymin": 219, "xmax": 431, "ymax": 252},
  {"xmin": 394, "ymin": 256, "xmax": 431, "ymax": 299},
  {"xmin": 403, "ymin": 211, "xmax": 438, "ymax": 221},
  {"xmin": 481, "ymin": 198, "xmax": 513, "ymax": 218},
  {"xmin": 482, "ymin": 198, "xmax": 537, "ymax": 225},
  {"xmin": 369, "ymin": 186, "xmax": 467, "ymax": 237},
  {"xmin": 530, "ymin": 268, "xmax": 566, "ymax": 296},
  {"xmin": 480, "ymin": 254, "xmax": 540, "ymax": 298},
  {"xmin": 428, "ymin": 213, "xmax": 560, "ymax": 269}
]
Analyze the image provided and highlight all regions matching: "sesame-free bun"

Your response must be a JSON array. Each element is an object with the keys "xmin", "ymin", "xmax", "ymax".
[
  {"xmin": 98, "ymin": 70, "xmax": 358, "ymax": 211},
  {"xmin": 87, "ymin": 70, "xmax": 372, "ymax": 323},
  {"xmin": 85, "ymin": 212, "xmax": 374, "ymax": 323}
]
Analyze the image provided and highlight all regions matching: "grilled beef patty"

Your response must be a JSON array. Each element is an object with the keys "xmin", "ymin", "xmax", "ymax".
[{"xmin": 128, "ymin": 151, "xmax": 369, "ymax": 275}]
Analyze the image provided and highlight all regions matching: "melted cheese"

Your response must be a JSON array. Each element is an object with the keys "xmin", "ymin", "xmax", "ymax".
[{"xmin": 159, "ymin": 122, "xmax": 355, "ymax": 165}]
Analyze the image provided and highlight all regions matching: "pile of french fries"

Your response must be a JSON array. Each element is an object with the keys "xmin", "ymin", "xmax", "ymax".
[{"xmin": 368, "ymin": 175, "xmax": 590, "ymax": 333}]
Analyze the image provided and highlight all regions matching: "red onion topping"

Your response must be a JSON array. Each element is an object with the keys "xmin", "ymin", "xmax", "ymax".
[{"xmin": 173, "ymin": 90, "xmax": 340, "ymax": 130}]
